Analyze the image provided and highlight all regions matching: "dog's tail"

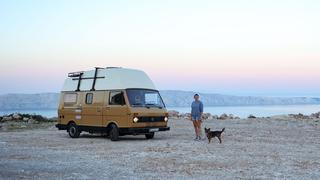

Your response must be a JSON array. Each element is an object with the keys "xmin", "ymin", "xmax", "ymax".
[{"xmin": 221, "ymin": 128, "xmax": 225, "ymax": 132}]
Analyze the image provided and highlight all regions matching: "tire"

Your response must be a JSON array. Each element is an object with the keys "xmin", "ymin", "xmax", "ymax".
[
  {"xmin": 110, "ymin": 124, "xmax": 119, "ymax": 141},
  {"xmin": 145, "ymin": 132, "xmax": 155, "ymax": 139},
  {"xmin": 68, "ymin": 123, "xmax": 80, "ymax": 138}
]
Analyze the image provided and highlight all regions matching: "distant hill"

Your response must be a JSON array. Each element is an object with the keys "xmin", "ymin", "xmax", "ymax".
[
  {"xmin": 0, "ymin": 91, "xmax": 320, "ymax": 110},
  {"xmin": 160, "ymin": 90, "xmax": 320, "ymax": 107},
  {"xmin": 0, "ymin": 93, "xmax": 59, "ymax": 110}
]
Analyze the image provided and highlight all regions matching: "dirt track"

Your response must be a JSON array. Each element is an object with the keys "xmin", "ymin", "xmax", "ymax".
[{"xmin": 0, "ymin": 117, "xmax": 319, "ymax": 179}]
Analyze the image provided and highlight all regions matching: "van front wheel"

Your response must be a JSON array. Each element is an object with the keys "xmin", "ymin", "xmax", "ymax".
[
  {"xmin": 145, "ymin": 132, "xmax": 155, "ymax": 139},
  {"xmin": 110, "ymin": 124, "xmax": 119, "ymax": 141},
  {"xmin": 68, "ymin": 123, "xmax": 80, "ymax": 138}
]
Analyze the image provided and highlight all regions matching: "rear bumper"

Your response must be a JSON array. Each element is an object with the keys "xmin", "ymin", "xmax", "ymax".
[{"xmin": 56, "ymin": 124, "xmax": 68, "ymax": 130}]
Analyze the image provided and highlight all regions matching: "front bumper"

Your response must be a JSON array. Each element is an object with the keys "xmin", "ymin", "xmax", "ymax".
[{"xmin": 119, "ymin": 126, "xmax": 170, "ymax": 135}]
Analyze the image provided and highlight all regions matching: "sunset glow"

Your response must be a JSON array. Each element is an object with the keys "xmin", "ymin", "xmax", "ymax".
[{"xmin": 0, "ymin": 0, "xmax": 319, "ymax": 96}]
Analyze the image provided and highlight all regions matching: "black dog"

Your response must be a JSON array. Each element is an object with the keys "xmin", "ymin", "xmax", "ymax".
[{"xmin": 204, "ymin": 127, "xmax": 225, "ymax": 144}]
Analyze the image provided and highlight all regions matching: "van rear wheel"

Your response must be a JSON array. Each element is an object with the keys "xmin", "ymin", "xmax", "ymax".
[
  {"xmin": 68, "ymin": 123, "xmax": 80, "ymax": 138},
  {"xmin": 145, "ymin": 132, "xmax": 155, "ymax": 139},
  {"xmin": 110, "ymin": 124, "xmax": 119, "ymax": 141}
]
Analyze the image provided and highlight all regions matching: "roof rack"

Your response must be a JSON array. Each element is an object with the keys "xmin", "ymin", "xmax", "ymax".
[
  {"xmin": 69, "ymin": 67, "xmax": 105, "ymax": 91},
  {"xmin": 91, "ymin": 67, "xmax": 104, "ymax": 91}
]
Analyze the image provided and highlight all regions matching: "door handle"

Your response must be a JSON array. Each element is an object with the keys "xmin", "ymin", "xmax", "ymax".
[{"xmin": 97, "ymin": 108, "xmax": 101, "ymax": 112}]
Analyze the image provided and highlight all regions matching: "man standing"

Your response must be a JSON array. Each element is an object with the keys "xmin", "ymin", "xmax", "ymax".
[{"xmin": 190, "ymin": 94, "xmax": 204, "ymax": 141}]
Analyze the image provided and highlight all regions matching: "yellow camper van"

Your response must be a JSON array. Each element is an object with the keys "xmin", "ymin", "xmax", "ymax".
[{"xmin": 56, "ymin": 67, "xmax": 170, "ymax": 141}]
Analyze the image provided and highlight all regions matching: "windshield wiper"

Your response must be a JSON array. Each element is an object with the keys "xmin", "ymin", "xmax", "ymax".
[
  {"xmin": 131, "ymin": 103, "xmax": 144, "ymax": 107},
  {"xmin": 145, "ymin": 104, "xmax": 163, "ymax": 109}
]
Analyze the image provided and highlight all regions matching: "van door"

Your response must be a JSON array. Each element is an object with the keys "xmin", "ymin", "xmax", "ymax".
[
  {"xmin": 103, "ymin": 90, "xmax": 128, "ymax": 127},
  {"xmin": 81, "ymin": 92, "xmax": 104, "ymax": 127},
  {"xmin": 59, "ymin": 92, "xmax": 81, "ymax": 125}
]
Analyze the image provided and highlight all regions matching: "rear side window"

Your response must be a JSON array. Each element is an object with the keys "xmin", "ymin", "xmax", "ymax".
[
  {"xmin": 109, "ymin": 91, "xmax": 125, "ymax": 105},
  {"xmin": 85, "ymin": 93, "xmax": 93, "ymax": 104},
  {"xmin": 64, "ymin": 93, "xmax": 77, "ymax": 104}
]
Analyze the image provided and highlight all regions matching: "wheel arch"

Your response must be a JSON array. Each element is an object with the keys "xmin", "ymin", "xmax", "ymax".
[
  {"xmin": 67, "ymin": 120, "xmax": 76, "ymax": 126},
  {"xmin": 106, "ymin": 121, "xmax": 119, "ymax": 129},
  {"xmin": 106, "ymin": 121, "xmax": 120, "ymax": 133},
  {"xmin": 67, "ymin": 121, "xmax": 76, "ymax": 131}
]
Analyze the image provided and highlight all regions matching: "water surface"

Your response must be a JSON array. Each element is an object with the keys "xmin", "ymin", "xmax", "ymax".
[{"xmin": 1, "ymin": 104, "xmax": 320, "ymax": 118}]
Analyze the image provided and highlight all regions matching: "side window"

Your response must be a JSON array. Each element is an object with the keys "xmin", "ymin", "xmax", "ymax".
[
  {"xmin": 109, "ymin": 91, "xmax": 125, "ymax": 105},
  {"xmin": 85, "ymin": 93, "xmax": 93, "ymax": 104},
  {"xmin": 64, "ymin": 93, "xmax": 77, "ymax": 105}
]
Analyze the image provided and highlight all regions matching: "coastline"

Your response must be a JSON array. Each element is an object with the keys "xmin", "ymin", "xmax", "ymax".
[{"xmin": 2, "ymin": 104, "xmax": 320, "ymax": 118}]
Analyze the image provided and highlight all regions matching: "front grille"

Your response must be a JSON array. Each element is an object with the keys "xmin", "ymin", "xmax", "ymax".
[{"xmin": 138, "ymin": 116, "xmax": 165, "ymax": 122}]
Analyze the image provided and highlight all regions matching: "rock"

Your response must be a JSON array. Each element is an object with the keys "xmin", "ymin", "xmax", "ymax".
[
  {"xmin": 49, "ymin": 117, "xmax": 58, "ymax": 121},
  {"xmin": 30, "ymin": 115, "xmax": 47, "ymax": 122},
  {"xmin": 183, "ymin": 113, "xmax": 191, "ymax": 119},
  {"xmin": 212, "ymin": 115, "xmax": 219, "ymax": 119},
  {"xmin": 12, "ymin": 113, "xmax": 22, "ymax": 120},
  {"xmin": 248, "ymin": 114, "xmax": 256, "ymax": 119},
  {"xmin": 289, "ymin": 113, "xmax": 309, "ymax": 119},
  {"xmin": 168, "ymin": 110, "xmax": 180, "ymax": 117},
  {"xmin": 218, "ymin": 113, "xmax": 229, "ymax": 120},
  {"xmin": 228, "ymin": 114, "xmax": 235, "ymax": 119},
  {"xmin": 310, "ymin": 112, "xmax": 320, "ymax": 119},
  {"xmin": 2, "ymin": 116, "xmax": 13, "ymax": 121},
  {"xmin": 234, "ymin": 116, "xmax": 240, "ymax": 119},
  {"xmin": 202, "ymin": 113, "xmax": 212, "ymax": 120},
  {"xmin": 23, "ymin": 117, "xmax": 30, "ymax": 121},
  {"xmin": 27, "ymin": 119, "xmax": 36, "ymax": 124}
]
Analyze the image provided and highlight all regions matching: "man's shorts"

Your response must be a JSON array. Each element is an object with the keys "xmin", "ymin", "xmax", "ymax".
[{"xmin": 191, "ymin": 114, "xmax": 201, "ymax": 121}]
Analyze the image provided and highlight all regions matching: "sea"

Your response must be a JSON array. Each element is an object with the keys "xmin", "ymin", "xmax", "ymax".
[{"xmin": 1, "ymin": 104, "xmax": 320, "ymax": 118}]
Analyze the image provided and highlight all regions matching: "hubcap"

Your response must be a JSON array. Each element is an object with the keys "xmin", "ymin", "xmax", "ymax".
[{"xmin": 70, "ymin": 126, "xmax": 76, "ymax": 136}]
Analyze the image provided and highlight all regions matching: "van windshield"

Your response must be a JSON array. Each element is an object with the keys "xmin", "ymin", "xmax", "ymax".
[{"xmin": 126, "ymin": 89, "xmax": 165, "ymax": 108}]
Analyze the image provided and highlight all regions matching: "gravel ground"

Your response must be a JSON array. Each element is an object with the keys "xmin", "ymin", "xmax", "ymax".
[{"xmin": 0, "ymin": 117, "xmax": 319, "ymax": 180}]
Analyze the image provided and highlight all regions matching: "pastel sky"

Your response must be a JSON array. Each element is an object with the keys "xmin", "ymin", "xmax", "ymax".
[{"xmin": 0, "ymin": 0, "xmax": 319, "ymax": 96}]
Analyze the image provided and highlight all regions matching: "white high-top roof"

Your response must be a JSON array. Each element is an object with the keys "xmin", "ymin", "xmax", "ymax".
[{"xmin": 62, "ymin": 67, "xmax": 156, "ymax": 91}]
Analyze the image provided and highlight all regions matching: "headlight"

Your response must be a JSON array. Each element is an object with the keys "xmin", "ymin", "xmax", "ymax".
[
  {"xmin": 133, "ymin": 117, "xmax": 139, "ymax": 123},
  {"xmin": 164, "ymin": 117, "xmax": 168, "ymax": 122}
]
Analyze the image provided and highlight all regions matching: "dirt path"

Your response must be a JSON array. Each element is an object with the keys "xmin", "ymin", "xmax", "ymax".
[{"xmin": 0, "ymin": 118, "xmax": 319, "ymax": 179}]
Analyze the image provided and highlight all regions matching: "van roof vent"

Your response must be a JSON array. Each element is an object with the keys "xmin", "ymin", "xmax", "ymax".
[
  {"xmin": 68, "ymin": 71, "xmax": 84, "ymax": 78},
  {"xmin": 106, "ymin": 67, "xmax": 121, "ymax": 69}
]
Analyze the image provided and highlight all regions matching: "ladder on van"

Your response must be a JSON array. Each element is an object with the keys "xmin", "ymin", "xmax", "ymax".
[{"xmin": 68, "ymin": 67, "xmax": 105, "ymax": 91}]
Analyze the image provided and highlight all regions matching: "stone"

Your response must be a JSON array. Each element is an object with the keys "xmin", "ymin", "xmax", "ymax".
[
  {"xmin": 27, "ymin": 119, "xmax": 36, "ymax": 124},
  {"xmin": 211, "ymin": 115, "xmax": 219, "ymax": 119},
  {"xmin": 2, "ymin": 116, "xmax": 13, "ymax": 121},
  {"xmin": 23, "ymin": 117, "xmax": 30, "ymax": 121},
  {"xmin": 202, "ymin": 113, "xmax": 212, "ymax": 120},
  {"xmin": 289, "ymin": 113, "xmax": 309, "ymax": 119},
  {"xmin": 310, "ymin": 112, "xmax": 320, "ymax": 119},
  {"xmin": 219, "ymin": 113, "xmax": 229, "ymax": 120},
  {"xmin": 183, "ymin": 113, "xmax": 191, "ymax": 119},
  {"xmin": 228, "ymin": 114, "xmax": 235, "ymax": 119},
  {"xmin": 248, "ymin": 114, "xmax": 256, "ymax": 119},
  {"xmin": 168, "ymin": 110, "xmax": 180, "ymax": 117},
  {"xmin": 12, "ymin": 113, "xmax": 22, "ymax": 120}
]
